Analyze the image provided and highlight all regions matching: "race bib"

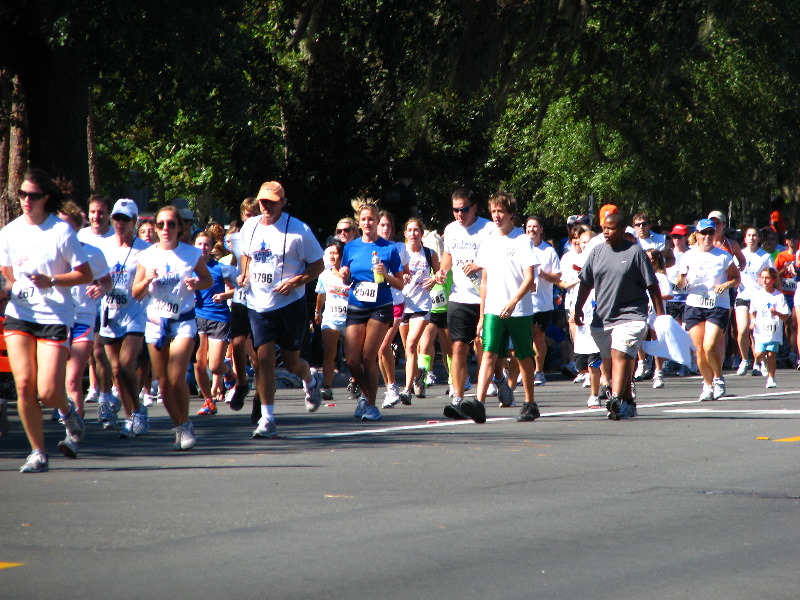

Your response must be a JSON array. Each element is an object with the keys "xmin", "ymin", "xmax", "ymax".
[
  {"xmin": 15, "ymin": 284, "xmax": 37, "ymax": 303},
  {"xmin": 105, "ymin": 288, "xmax": 128, "ymax": 314},
  {"xmin": 781, "ymin": 277, "xmax": 797, "ymax": 292},
  {"xmin": 431, "ymin": 289, "xmax": 447, "ymax": 309},
  {"xmin": 153, "ymin": 296, "xmax": 180, "ymax": 319},
  {"xmin": 688, "ymin": 292, "xmax": 718, "ymax": 308},
  {"xmin": 353, "ymin": 281, "xmax": 379, "ymax": 303},
  {"xmin": 251, "ymin": 267, "xmax": 275, "ymax": 290}
]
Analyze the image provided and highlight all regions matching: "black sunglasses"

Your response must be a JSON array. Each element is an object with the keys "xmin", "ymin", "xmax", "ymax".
[
  {"xmin": 452, "ymin": 206, "xmax": 472, "ymax": 214},
  {"xmin": 18, "ymin": 190, "xmax": 45, "ymax": 201}
]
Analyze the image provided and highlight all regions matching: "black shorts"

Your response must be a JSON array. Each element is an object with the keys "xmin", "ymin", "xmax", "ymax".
[
  {"xmin": 248, "ymin": 297, "xmax": 307, "ymax": 351},
  {"xmin": 734, "ymin": 297, "xmax": 751, "ymax": 309},
  {"xmin": 532, "ymin": 310, "xmax": 554, "ymax": 331},
  {"xmin": 346, "ymin": 304, "xmax": 393, "ymax": 326},
  {"xmin": 3, "ymin": 315, "xmax": 70, "ymax": 342},
  {"xmin": 230, "ymin": 302, "xmax": 252, "ymax": 339},
  {"xmin": 666, "ymin": 301, "xmax": 685, "ymax": 321},
  {"xmin": 97, "ymin": 332, "xmax": 144, "ymax": 346},
  {"xmin": 196, "ymin": 317, "xmax": 231, "ymax": 341},
  {"xmin": 447, "ymin": 302, "xmax": 481, "ymax": 343},
  {"xmin": 575, "ymin": 352, "xmax": 601, "ymax": 371},
  {"xmin": 683, "ymin": 305, "xmax": 730, "ymax": 331},
  {"xmin": 429, "ymin": 311, "xmax": 448, "ymax": 329},
  {"xmin": 402, "ymin": 311, "xmax": 429, "ymax": 323}
]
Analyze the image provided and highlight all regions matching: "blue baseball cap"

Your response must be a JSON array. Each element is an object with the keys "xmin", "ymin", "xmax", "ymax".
[{"xmin": 696, "ymin": 218, "xmax": 716, "ymax": 232}]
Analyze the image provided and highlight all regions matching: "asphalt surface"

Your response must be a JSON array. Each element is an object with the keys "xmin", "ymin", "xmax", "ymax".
[{"xmin": 2, "ymin": 365, "xmax": 799, "ymax": 599}]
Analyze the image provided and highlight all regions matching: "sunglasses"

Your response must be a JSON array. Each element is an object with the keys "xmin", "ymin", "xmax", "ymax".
[
  {"xmin": 336, "ymin": 228, "xmax": 352, "ymax": 234},
  {"xmin": 633, "ymin": 222, "xmax": 650, "ymax": 227},
  {"xmin": 452, "ymin": 206, "xmax": 472, "ymax": 214},
  {"xmin": 112, "ymin": 214, "xmax": 132, "ymax": 223},
  {"xmin": 155, "ymin": 220, "xmax": 178, "ymax": 230},
  {"xmin": 670, "ymin": 234, "xmax": 685, "ymax": 239},
  {"xmin": 18, "ymin": 190, "xmax": 45, "ymax": 201}
]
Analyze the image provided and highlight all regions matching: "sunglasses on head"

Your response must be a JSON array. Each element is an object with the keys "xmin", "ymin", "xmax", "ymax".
[
  {"xmin": 18, "ymin": 190, "xmax": 45, "ymax": 201},
  {"xmin": 155, "ymin": 220, "xmax": 178, "ymax": 230}
]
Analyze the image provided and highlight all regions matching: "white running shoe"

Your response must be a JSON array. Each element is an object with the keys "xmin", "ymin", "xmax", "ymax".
[
  {"xmin": 486, "ymin": 382, "xmax": 498, "ymax": 397},
  {"xmin": 587, "ymin": 395, "xmax": 602, "ymax": 408},
  {"xmin": 252, "ymin": 417, "xmax": 277, "ymax": 439},
  {"xmin": 19, "ymin": 451, "xmax": 48, "ymax": 473},
  {"xmin": 736, "ymin": 359, "xmax": 752, "ymax": 376},
  {"xmin": 699, "ymin": 384, "xmax": 714, "ymax": 401},
  {"xmin": 652, "ymin": 371, "xmax": 664, "ymax": 389},
  {"xmin": 582, "ymin": 377, "xmax": 591, "ymax": 389},
  {"xmin": 84, "ymin": 388, "xmax": 99, "ymax": 404},
  {"xmin": 382, "ymin": 383, "xmax": 401, "ymax": 408},
  {"xmin": 304, "ymin": 370, "xmax": 323, "ymax": 413},
  {"xmin": 712, "ymin": 377, "xmax": 726, "ymax": 399},
  {"xmin": 766, "ymin": 377, "xmax": 777, "ymax": 389},
  {"xmin": 173, "ymin": 421, "xmax": 196, "ymax": 450},
  {"xmin": 573, "ymin": 372, "xmax": 586, "ymax": 384}
]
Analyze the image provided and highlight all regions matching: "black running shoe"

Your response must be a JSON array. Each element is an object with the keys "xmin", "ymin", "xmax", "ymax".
[
  {"xmin": 606, "ymin": 395, "xmax": 622, "ymax": 421},
  {"xmin": 517, "ymin": 402, "xmax": 540, "ymax": 422},
  {"xmin": 459, "ymin": 398, "xmax": 486, "ymax": 424},
  {"xmin": 443, "ymin": 400, "xmax": 467, "ymax": 420}
]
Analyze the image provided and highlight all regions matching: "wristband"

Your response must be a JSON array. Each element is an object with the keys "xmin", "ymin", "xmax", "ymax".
[{"xmin": 50, "ymin": 276, "xmax": 57, "ymax": 287}]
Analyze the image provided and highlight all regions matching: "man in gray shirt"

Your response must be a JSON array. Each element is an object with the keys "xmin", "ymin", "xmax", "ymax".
[{"xmin": 574, "ymin": 213, "xmax": 665, "ymax": 420}]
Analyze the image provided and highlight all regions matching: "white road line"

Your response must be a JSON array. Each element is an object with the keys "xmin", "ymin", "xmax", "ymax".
[{"xmin": 664, "ymin": 409, "xmax": 800, "ymax": 415}]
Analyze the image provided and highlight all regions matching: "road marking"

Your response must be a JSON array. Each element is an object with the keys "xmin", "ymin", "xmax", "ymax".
[
  {"xmin": 772, "ymin": 436, "xmax": 800, "ymax": 442},
  {"xmin": 664, "ymin": 409, "xmax": 800, "ymax": 415},
  {"xmin": 0, "ymin": 562, "xmax": 24, "ymax": 569}
]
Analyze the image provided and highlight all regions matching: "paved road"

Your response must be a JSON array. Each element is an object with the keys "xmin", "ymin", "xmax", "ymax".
[{"xmin": 2, "ymin": 367, "xmax": 799, "ymax": 599}]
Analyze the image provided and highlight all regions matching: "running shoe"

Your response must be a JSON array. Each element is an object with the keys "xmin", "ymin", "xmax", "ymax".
[
  {"xmin": 496, "ymin": 377, "xmax": 515, "ymax": 407},
  {"xmin": 459, "ymin": 398, "xmax": 486, "ymax": 424},
  {"xmin": 412, "ymin": 369, "xmax": 427, "ymax": 398},
  {"xmin": 699, "ymin": 383, "xmax": 714, "ymax": 401},
  {"xmin": 425, "ymin": 371, "xmax": 437, "ymax": 387},
  {"xmin": 712, "ymin": 377, "xmax": 726, "ymax": 400},
  {"xmin": 606, "ymin": 395, "xmax": 621, "ymax": 417},
  {"xmin": 598, "ymin": 383, "xmax": 611, "ymax": 399},
  {"xmin": 676, "ymin": 365, "xmax": 690, "ymax": 377},
  {"xmin": 652, "ymin": 371, "xmax": 664, "ymax": 389},
  {"xmin": 443, "ymin": 398, "xmax": 467, "ymax": 420},
  {"xmin": 252, "ymin": 417, "xmax": 278, "ymax": 439},
  {"xmin": 347, "ymin": 380, "xmax": 361, "ymax": 400},
  {"xmin": 361, "ymin": 404, "xmax": 382, "ymax": 421},
  {"xmin": 196, "ymin": 399, "xmax": 217, "ymax": 415},
  {"xmin": 613, "ymin": 399, "xmax": 638, "ymax": 420},
  {"xmin": 354, "ymin": 397, "xmax": 368, "ymax": 419},
  {"xmin": 766, "ymin": 377, "xmax": 777, "ymax": 389},
  {"xmin": 19, "ymin": 451, "xmax": 48, "ymax": 473},
  {"xmin": 57, "ymin": 402, "xmax": 85, "ymax": 458},
  {"xmin": 304, "ymin": 370, "xmax": 323, "ymax": 413},
  {"xmin": 173, "ymin": 421, "xmax": 196, "ymax": 450},
  {"xmin": 131, "ymin": 407, "xmax": 149, "ymax": 436},
  {"xmin": 486, "ymin": 381, "xmax": 498, "ymax": 397},
  {"xmin": 587, "ymin": 395, "xmax": 602, "ymax": 409},
  {"xmin": 223, "ymin": 358, "xmax": 237, "ymax": 390},
  {"xmin": 398, "ymin": 389, "xmax": 413, "ymax": 405},
  {"xmin": 582, "ymin": 377, "xmax": 591, "ymax": 388},
  {"xmin": 751, "ymin": 363, "xmax": 763, "ymax": 377},
  {"xmin": 633, "ymin": 361, "xmax": 646, "ymax": 381},
  {"xmin": 736, "ymin": 359, "xmax": 752, "ymax": 376},
  {"xmin": 98, "ymin": 399, "xmax": 120, "ymax": 429},
  {"xmin": 382, "ymin": 383, "xmax": 401, "ymax": 408},
  {"xmin": 84, "ymin": 387, "xmax": 99, "ymax": 404},
  {"xmin": 533, "ymin": 372, "xmax": 546, "ymax": 386},
  {"xmin": 516, "ymin": 402, "xmax": 540, "ymax": 422},
  {"xmin": 228, "ymin": 382, "xmax": 250, "ymax": 411},
  {"xmin": 573, "ymin": 372, "xmax": 586, "ymax": 384},
  {"xmin": 321, "ymin": 386, "xmax": 333, "ymax": 401},
  {"xmin": 561, "ymin": 361, "xmax": 578, "ymax": 378}
]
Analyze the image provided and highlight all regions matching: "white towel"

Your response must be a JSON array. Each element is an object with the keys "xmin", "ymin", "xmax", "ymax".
[{"xmin": 641, "ymin": 315, "xmax": 693, "ymax": 366}]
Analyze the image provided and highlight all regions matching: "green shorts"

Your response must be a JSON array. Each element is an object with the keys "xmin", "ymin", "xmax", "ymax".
[{"xmin": 481, "ymin": 313, "xmax": 535, "ymax": 360}]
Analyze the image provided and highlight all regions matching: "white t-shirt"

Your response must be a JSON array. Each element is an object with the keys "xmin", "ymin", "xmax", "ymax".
[
  {"xmin": 72, "ymin": 242, "xmax": 110, "ymax": 325},
  {"xmin": 240, "ymin": 212, "xmax": 324, "ymax": 312},
  {"xmin": 99, "ymin": 237, "xmax": 150, "ymax": 329},
  {"xmin": 560, "ymin": 250, "xmax": 582, "ymax": 312},
  {"xmin": 315, "ymin": 269, "xmax": 350, "ymax": 327},
  {"xmin": 573, "ymin": 289, "xmax": 599, "ymax": 355},
  {"xmin": 78, "ymin": 226, "xmax": 114, "ymax": 245},
  {"xmin": 0, "ymin": 214, "xmax": 88, "ymax": 326},
  {"xmin": 750, "ymin": 288, "xmax": 788, "ymax": 345},
  {"xmin": 665, "ymin": 264, "xmax": 688, "ymax": 303},
  {"xmin": 678, "ymin": 247, "xmax": 735, "ymax": 310},
  {"xmin": 443, "ymin": 217, "xmax": 495, "ymax": 305},
  {"xmin": 138, "ymin": 242, "xmax": 202, "ymax": 320},
  {"xmin": 475, "ymin": 229, "xmax": 538, "ymax": 317},
  {"xmin": 531, "ymin": 240, "xmax": 561, "ymax": 312},
  {"xmin": 637, "ymin": 232, "xmax": 666, "ymax": 252},
  {"xmin": 391, "ymin": 241, "xmax": 410, "ymax": 306},
  {"xmin": 738, "ymin": 247, "xmax": 773, "ymax": 301},
  {"xmin": 402, "ymin": 245, "xmax": 434, "ymax": 313}
]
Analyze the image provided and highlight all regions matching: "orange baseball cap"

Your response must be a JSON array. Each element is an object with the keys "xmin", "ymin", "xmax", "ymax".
[{"xmin": 599, "ymin": 204, "xmax": 619, "ymax": 222}]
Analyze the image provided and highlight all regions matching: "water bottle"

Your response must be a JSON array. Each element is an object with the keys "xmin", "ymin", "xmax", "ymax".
[{"xmin": 371, "ymin": 251, "xmax": 384, "ymax": 284}]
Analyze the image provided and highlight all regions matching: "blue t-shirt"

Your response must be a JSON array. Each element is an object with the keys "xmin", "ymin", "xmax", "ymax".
[
  {"xmin": 195, "ymin": 259, "xmax": 235, "ymax": 322},
  {"xmin": 342, "ymin": 237, "xmax": 402, "ymax": 309}
]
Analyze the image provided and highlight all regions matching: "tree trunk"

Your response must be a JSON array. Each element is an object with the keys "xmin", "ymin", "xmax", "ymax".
[{"xmin": 87, "ymin": 92, "xmax": 100, "ymax": 196}]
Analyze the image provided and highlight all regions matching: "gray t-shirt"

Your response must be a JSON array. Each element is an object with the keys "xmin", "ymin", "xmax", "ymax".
[{"xmin": 579, "ymin": 239, "xmax": 658, "ymax": 327}]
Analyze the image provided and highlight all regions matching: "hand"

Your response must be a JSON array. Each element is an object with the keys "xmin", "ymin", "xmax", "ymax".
[
  {"xmin": 434, "ymin": 269, "xmax": 447, "ymax": 284},
  {"xmin": 402, "ymin": 271, "xmax": 411, "ymax": 285},
  {"xmin": 146, "ymin": 268, "xmax": 159, "ymax": 284},
  {"xmin": 273, "ymin": 280, "xmax": 296, "ymax": 296},
  {"xmin": 28, "ymin": 273, "xmax": 54, "ymax": 289},
  {"xmin": 236, "ymin": 272, "xmax": 249, "ymax": 287},
  {"xmin": 421, "ymin": 276, "xmax": 435, "ymax": 291},
  {"xmin": 574, "ymin": 307, "xmax": 584, "ymax": 327},
  {"xmin": 498, "ymin": 299, "xmax": 517, "ymax": 318},
  {"xmin": 184, "ymin": 276, "xmax": 200, "ymax": 291},
  {"xmin": 212, "ymin": 293, "xmax": 225, "ymax": 303},
  {"xmin": 713, "ymin": 283, "xmax": 728, "ymax": 294},
  {"xmin": 461, "ymin": 262, "xmax": 480, "ymax": 276},
  {"xmin": 339, "ymin": 266, "xmax": 351, "ymax": 283},
  {"xmin": 86, "ymin": 283, "xmax": 103, "ymax": 299},
  {"xmin": 373, "ymin": 263, "xmax": 387, "ymax": 277}
]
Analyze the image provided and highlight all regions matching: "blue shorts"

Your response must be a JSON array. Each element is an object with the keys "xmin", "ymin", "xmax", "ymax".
[
  {"xmin": 683, "ymin": 306, "xmax": 730, "ymax": 331},
  {"xmin": 71, "ymin": 322, "xmax": 95, "ymax": 345},
  {"xmin": 755, "ymin": 341, "xmax": 781, "ymax": 354},
  {"xmin": 248, "ymin": 297, "xmax": 306, "ymax": 351}
]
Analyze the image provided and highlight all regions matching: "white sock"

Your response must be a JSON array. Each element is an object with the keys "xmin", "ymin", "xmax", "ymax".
[{"xmin": 260, "ymin": 404, "xmax": 275, "ymax": 421}]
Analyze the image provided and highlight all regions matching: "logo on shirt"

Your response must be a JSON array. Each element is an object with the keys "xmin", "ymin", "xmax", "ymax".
[
  {"xmin": 252, "ymin": 241, "xmax": 274, "ymax": 264},
  {"xmin": 156, "ymin": 263, "xmax": 181, "ymax": 287},
  {"xmin": 111, "ymin": 261, "xmax": 128, "ymax": 285}
]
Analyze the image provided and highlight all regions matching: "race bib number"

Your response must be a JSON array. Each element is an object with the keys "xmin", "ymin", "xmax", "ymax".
[
  {"xmin": 251, "ymin": 269, "xmax": 275, "ymax": 290},
  {"xmin": 758, "ymin": 322, "xmax": 778, "ymax": 334},
  {"xmin": 781, "ymin": 278, "xmax": 797, "ymax": 292},
  {"xmin": 153, "ymin": 297, "xmax": 180, "ymax": 319},
  {"xmin": 688, "ymin": 292, "xmax": 718, "ymax": 308},
  {"xmin": 106, "ymin": 288, "xmax": 128, "ymax": 313},
  {"xmin": 353, "ymin": 281, "xmax": 379, "ymax": 303},
  {"xmin": 431, "ymin": 289, "xmax": 447, "ymax": 309}
]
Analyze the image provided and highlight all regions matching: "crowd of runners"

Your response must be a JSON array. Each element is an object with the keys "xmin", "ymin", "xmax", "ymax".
[{"xmin": 1, "ymin": 168, "xmax": 794, "ymax": 472}]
